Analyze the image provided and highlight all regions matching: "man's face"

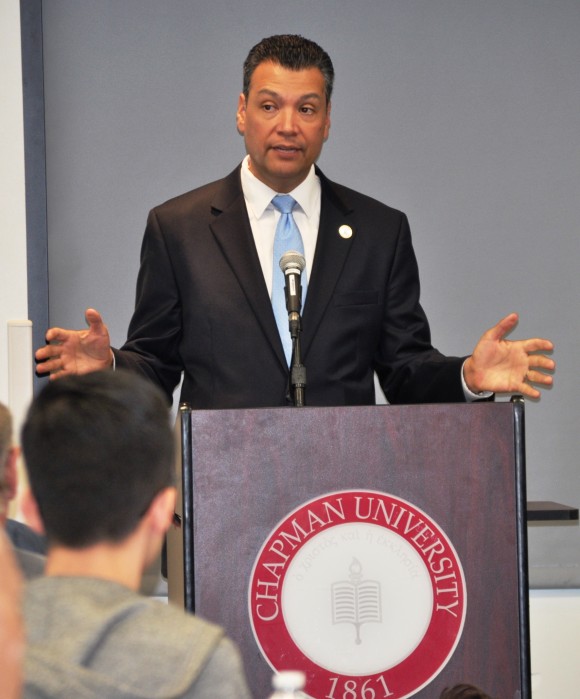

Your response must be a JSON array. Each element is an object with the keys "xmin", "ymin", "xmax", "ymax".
[{"xmin": 236, "ymin": 61, "xmax": 331, "ymax": 193}]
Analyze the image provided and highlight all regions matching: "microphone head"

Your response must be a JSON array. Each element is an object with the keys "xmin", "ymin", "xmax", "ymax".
[{"xmin": 279, "ymin": 250, "xmax": 306, "ymax": 273}]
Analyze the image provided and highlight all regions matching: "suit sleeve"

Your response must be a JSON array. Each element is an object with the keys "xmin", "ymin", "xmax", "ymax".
[
  {"xmin": 113, "ymin": 209, "xmax": 183, "ymax": 403},
  {"xmin": 374, "ymin": 213, "xmax": 467, "ymax": 404}
]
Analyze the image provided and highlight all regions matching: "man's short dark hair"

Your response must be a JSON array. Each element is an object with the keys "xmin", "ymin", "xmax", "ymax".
[
  {"xmin": 243, "ymin": 34, "xmax": 334, "ymax": 105},
  {"xmin": 439, "ymin": 685, "xmax": 494, "ymax": 699},
  {"xmin": 21, "ymin": 371, "xmax": 175, "ymax": 548}
]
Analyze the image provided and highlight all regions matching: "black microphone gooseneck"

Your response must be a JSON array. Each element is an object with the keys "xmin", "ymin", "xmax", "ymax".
[{"xmin": 279, "ymin": 251, "xmax": 307, "ymax": 407}]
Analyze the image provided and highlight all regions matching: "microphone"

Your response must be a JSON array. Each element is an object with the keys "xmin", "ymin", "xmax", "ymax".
[
  {"xmin": 279, "ymin": 250, "xmax": 306, "ymax": 315},
  {"xmin": 279, "ymin": 251, "xmax": 307, "ymax": 406}
]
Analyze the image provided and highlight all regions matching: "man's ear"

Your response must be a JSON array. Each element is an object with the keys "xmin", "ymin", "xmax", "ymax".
[
  {"xmin": 323, "ymin": 100, "xmax": 332, "ymax": 142},
  {"xmin": 3, "ymin": 447, "xmax": 19, "ymax": 501},
  {"xmin": 236, "ymin": 93, "xmax": 247, "ymax": 135},
  {"xmin": 146, "ymin": 487, "xmax": 177, "ymax": 536},
  {"xmin": 21, "ymin": 487, "xmax": 45, "ymax": 535}
]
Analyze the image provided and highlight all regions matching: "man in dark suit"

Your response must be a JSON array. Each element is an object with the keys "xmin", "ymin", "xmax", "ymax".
[{"xmin": 35, "ymin": 35, "xmax": 554, "ymax": 407}]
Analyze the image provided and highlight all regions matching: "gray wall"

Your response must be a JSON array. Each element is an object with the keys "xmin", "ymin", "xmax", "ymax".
[{"xmin": 37, "ymin": 1, "xmax": 579, "ymax": 585}]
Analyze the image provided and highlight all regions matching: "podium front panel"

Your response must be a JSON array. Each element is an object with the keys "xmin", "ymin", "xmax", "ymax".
[{"xmin": 175, "ymin": 403, "xmax": 527, "ymax": 699}]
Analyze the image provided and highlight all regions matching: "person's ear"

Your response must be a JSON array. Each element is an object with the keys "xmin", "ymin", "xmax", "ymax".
[
  {"xmin": 146, "ymin": 487, "xmax": 177, "ymax": 536},
  {"xmin": 323, "ymin": 100, "xmax": 331, "ymax": 142},
  {"xmin": 21, "ymin": 487, "xmax": 45, "ymax": 535},
  {"xmin": 3, "ymin": 447, "xmax": 19, "ymax": 501},
  {"xmin": 236, "ymin": 93, "xmax": 247, "ymax": 135}
]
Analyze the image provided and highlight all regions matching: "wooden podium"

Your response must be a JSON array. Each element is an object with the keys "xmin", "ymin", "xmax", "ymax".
[{"xmin": 167, "ymin": 401, "xmax": 530, "ymax": 699}]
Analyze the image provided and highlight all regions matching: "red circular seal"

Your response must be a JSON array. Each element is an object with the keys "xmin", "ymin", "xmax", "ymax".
[{"xmin": 249, "ymin": 490, "xmax": 466, "ymax": 699}]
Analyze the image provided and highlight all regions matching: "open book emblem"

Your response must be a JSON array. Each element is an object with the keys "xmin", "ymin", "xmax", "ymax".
[{"xmin": 331, "ymin": 557, "xmax": 382, "ymax": 645}]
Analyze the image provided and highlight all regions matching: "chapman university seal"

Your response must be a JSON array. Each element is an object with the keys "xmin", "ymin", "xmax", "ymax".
[{"xmin": 249, "ymin": 490, "xmax": 466, "ymax": 699}]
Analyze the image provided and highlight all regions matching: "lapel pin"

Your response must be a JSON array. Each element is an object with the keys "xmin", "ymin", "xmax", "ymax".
[{"xmin": 338, "ymin": 224, "xmax": 353, "ymax": 239}]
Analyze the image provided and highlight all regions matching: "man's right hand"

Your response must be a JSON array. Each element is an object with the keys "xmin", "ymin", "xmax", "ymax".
[{"xmin": 35, "ymin": 308, "xmax": 114, "ymax": 379}]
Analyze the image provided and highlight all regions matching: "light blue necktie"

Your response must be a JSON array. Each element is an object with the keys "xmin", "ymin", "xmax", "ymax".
[{"xmin": 271, "ymin": 194, "xmax": 307, "ymax": 365}]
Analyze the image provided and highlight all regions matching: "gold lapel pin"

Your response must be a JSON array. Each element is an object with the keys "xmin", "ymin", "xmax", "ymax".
[{"xmin": 338, "ymin": 225, "xmax": 353, "ymax": 239}]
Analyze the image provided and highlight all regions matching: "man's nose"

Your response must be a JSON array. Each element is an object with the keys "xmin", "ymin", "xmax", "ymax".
[{"xmin": 277, "ymin": 108, "xmax": 298, "ymax": 134}]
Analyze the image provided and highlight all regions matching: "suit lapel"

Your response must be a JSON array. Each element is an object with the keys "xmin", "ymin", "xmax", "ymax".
[
  {"xmin": 209, "ymin": 167, "xmax": 287, "ymax": 367},
  {"xmin": 301, "ymin": 171, "xmax": 355, "ymax": 358},
  {"xmin": 208, "ymin": 166, "xmax": 355, "ymax": 369}
]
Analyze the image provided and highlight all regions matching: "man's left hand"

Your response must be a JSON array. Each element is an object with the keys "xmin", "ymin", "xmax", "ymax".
[{"xmin": 463, "ymin": 313, "xmax": 555, "ymax": 399}]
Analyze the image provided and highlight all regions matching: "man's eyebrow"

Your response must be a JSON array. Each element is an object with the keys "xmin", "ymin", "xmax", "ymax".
[{"xmin": 255, "ymin": 88, "xmax": 323, "ymax": 101}]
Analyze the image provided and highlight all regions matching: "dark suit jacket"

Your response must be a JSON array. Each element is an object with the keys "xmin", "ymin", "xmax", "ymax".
[{"xmin": 114, "ymin": 165, "xmax": 467, "ymax": 408}]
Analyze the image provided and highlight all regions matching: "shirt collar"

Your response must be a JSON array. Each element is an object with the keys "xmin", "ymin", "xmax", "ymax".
[{"xmin": 240, "ymin": 155, "xmax": 320, "ymax": 220}]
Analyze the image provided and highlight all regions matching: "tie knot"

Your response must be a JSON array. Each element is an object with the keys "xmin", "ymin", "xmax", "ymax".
[{"xmin": 271, "ymin": 194, "xmax": 296, "ymax": 215}]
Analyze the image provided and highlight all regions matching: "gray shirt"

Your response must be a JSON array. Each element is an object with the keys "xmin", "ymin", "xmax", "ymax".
[{"xmin": 23, "ymin": 576, "xmax": 252, "ymax": 699}]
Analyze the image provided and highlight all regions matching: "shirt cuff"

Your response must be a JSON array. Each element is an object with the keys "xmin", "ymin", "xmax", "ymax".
[{"xmin": 461, "ymin": 359, "xmax": 493, "ymax": 402}]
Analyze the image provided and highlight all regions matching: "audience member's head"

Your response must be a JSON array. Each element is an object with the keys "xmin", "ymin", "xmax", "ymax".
[
  {"xmin": 439, "ymin": 683, "xmax": 495, "ymax": 699},
  {"xmin": 21, "ymin": 370, "xmax": 175, "ymax": 553},
  {"xmin": 0, "ymin": 401, "xmax": 46, "ymax": 577},
  {"xmin": 0, "ymin": 402, "xmax": 18, "ymax": 523}
]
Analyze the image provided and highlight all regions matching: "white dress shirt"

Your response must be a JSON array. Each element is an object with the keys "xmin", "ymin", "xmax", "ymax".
[{"xmin": 240, "ymin": 155, "xmax": 319, "ymax": 298}]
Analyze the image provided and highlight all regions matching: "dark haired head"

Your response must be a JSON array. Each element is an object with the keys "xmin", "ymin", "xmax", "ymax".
[
  {"xmin": 243, "ymin": 34, "xmax": 334, "ymax": 105},
  {"xmin": 439, "ymin": 684, "xmax": 495, "ymax": 699},
  {"xmin": 21, "ymin": 370, "xmax": 175, "ymax": 548}
]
